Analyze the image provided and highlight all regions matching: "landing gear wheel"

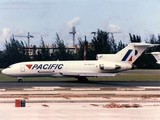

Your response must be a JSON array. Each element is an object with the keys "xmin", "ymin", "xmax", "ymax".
[
  {"xmin": 17, "ymin": 77, "xmax": 23, "ymax": 82},
  {"xmin": 18, "ymin": 79, "xmax": 22, "ymax": 82},
  {"xmin": 77, "ymin": 76, "xmax": 88, "ymax": 83}
]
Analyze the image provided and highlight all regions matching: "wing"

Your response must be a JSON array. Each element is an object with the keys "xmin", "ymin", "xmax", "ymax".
[{"xmin": 60, "ymin": 72, "xmax": 116, "ymax": 77}]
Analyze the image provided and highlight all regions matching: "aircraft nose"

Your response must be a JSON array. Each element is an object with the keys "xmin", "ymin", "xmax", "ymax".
[{"xmin": 1, "ymin": 69, "xmax": 8, "ymax": 75}]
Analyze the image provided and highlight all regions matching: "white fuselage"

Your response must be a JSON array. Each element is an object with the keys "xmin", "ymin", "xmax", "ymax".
[
  {"xmin": 2, "ymin": 60, "xmax": 132, "ymax": 77},
  {"xmin": 2, "ymin": 43, "xmax": 155, "ymax": 81}
]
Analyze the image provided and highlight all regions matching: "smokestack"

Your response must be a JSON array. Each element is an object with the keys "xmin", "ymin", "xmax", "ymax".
[{"xmin": 84, "ymin": 36, "xmax": 87, "ymax": 60}]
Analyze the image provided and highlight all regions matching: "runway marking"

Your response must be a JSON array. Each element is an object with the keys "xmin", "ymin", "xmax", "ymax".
[
  {"xmin": 24, "ymin": 87, "xmax": 101, "ymax": 91},
  {"xmin": 22, "ymin": 86, "xmax": 160, "ymax": 91},
  {"xmin": 71, "ymin": 88, "xmax": 100, "ymax": 91},
  {"xmin": 0, "ymin": 89, "xmax": 5, "ymax": 91},
  {"xmin": 21, "ymin": 88, "xmax": 160, "ymax": 91},
  {"xmin": 117, "ymin": 88, "xmax": 145, "ymax": 91},
  {"xmin": 0, "ymin": 99, "xmax": 160, "ymax": 104}
]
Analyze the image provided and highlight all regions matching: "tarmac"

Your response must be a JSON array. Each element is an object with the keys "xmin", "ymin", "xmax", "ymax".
[
  {"xmin": 0, "ymin": 87, "xmax": 160, "ymax": 120},
  {"xmin": 0, "ymin": 69, "xmax": 160, "ymax": 120},
  {"xmin": 0, "ymin": 98, "xmax": 160, "ymax": 120}
]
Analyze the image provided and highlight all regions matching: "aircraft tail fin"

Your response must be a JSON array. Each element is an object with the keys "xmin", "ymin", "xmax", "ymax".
[
  {"xmin": 151, "ymin": 52, "xmax": 160, "ymax": 64},
  {"xmin": 116, "ymin": 43, "xmax": 155, "ymax": 64}
]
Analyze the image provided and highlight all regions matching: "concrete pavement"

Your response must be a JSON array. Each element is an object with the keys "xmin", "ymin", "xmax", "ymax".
[{"xmin": 0, "ymin": 101, "xmax": 160, "ymax": 120}]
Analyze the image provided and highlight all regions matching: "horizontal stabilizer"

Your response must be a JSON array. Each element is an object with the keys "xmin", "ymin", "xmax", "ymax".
[
  {"xmin": 151, "ymin": 52, "xmax": 160, "ymax": 64},
  {"xmin": 97, "ymin": 43, "xmax": 158, "ymax": 64}
]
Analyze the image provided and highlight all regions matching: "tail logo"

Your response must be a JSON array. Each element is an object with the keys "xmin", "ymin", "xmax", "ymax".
[
  {"xmin": 121, "ymin": 49, "xmax": 133, "ymax": 61},
  {"xmin": 121, "ymin": 49, "xmax": 138, "ymax": 62},
  {"xmin": 128, "ymin": 56, "xmax": 132, "ymax": 62}
]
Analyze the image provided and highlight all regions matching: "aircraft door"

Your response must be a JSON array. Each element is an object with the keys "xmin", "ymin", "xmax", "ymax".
[{"xmin": 20, "ymin": 64, "xmax": 25, "ymax": 72}]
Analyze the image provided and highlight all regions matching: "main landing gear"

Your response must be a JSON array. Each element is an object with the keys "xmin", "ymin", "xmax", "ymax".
[
  {"xmin": 77, "ymin": 76, "xmax": 88, "ymax": 82},
  {"xmin": 17, "ymin": 77, "xmax": 23, "ymax": 82}
]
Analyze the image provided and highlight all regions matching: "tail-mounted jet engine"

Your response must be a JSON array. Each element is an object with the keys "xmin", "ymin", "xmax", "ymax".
[{"xmin": 99, "ymin": 64, "xmax": 121, "ymax": 71}]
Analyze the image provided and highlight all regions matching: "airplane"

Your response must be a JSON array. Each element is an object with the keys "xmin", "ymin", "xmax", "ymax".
[
  {"xmin": 1, "ymin": 42, "xmax": 156, "ymax": 82},
  {"xmin": 151, "ymin": 52, "xmax": 160, "ymax": 64}
]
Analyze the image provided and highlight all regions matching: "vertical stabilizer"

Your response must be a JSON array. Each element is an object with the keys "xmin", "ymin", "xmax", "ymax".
[{"xmin": 117, "ymin": 43, "xmax": 154, "ymax": 64}]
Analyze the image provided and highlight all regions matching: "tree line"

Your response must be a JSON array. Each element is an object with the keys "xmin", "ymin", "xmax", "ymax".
[{"xmin": 0, "ymin": 29, "xmax": 160, "ymax": 68}]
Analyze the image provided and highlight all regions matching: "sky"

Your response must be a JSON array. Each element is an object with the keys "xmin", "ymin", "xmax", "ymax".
[{"xmin": 0, "ymin": 0, "xmax": 160, "ymax": 50}]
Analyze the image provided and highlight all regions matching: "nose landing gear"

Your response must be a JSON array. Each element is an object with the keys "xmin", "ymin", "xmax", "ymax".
[
  {"xmin": 17, "ymin": 77, "xmax": 23, "ymax": 82},
  {"xmin": 77, "ymin": 76, "xmax": 88, "ymax": 82}
]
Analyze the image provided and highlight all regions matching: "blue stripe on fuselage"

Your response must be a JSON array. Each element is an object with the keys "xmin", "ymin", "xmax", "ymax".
[{"xmin": 121, "ymin": 49, "xmax": 133, "ymax": 61}]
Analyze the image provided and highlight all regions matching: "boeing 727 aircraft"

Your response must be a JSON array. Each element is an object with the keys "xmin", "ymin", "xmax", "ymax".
[
  {"xmin": 2, "ymin": 43, "xmax": 155, "ymax": 82},
  {"xmin": 151, "ymin": 52, "xmax": 160, "ymax": 64}
]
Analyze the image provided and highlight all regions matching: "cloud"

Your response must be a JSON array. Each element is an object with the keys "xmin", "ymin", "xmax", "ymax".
[
  {"xmin": 0, "ymin": 28, "xmax": 27, "ymax": 43},
  {"xmin": 105, "ymin": 24, "xmax": 129, "ymax": 43},
  {"xmin": 1, "ymin": 1, "xmax": 29, "ymax": 6},
  {"xmin": 0, "ymin": 28, "xmax": 11, "ymax": 49},
  {"xmin": 108, "ymin": 24, "xmax": 121, "ymax": 32},
  {"xmin": 67, "ymin": 17, "xmax": 81, "ymax": 28},
  {"xmin": 1, "ymin": 1, "xmax": 31, "ymax": 9},
  {"xmin": 53, "ymin": 17, "xmax": 82, "ymax": 45},
  {"xmin": 3, "ymin": 27, "xmax": 10, "ymax": 36},
  {"xmin": 0, "ymin": 27, "xmax": 10, "ymax": 39}
]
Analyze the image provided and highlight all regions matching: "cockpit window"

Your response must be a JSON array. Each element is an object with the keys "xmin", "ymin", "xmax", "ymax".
[{"xmin": 7, "ymin": 65, "xmax": 13, "ymax": 68}]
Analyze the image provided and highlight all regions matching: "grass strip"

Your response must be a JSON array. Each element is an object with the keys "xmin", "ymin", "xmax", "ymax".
[{"xmin": 0, "ymin": 73, "xmax": 160, "ymax": 82}]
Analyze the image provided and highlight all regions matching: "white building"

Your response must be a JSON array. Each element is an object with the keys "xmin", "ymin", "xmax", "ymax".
[{"xmin": 25, "ymin": 45, "xmax": 78, "ymax": 57}]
